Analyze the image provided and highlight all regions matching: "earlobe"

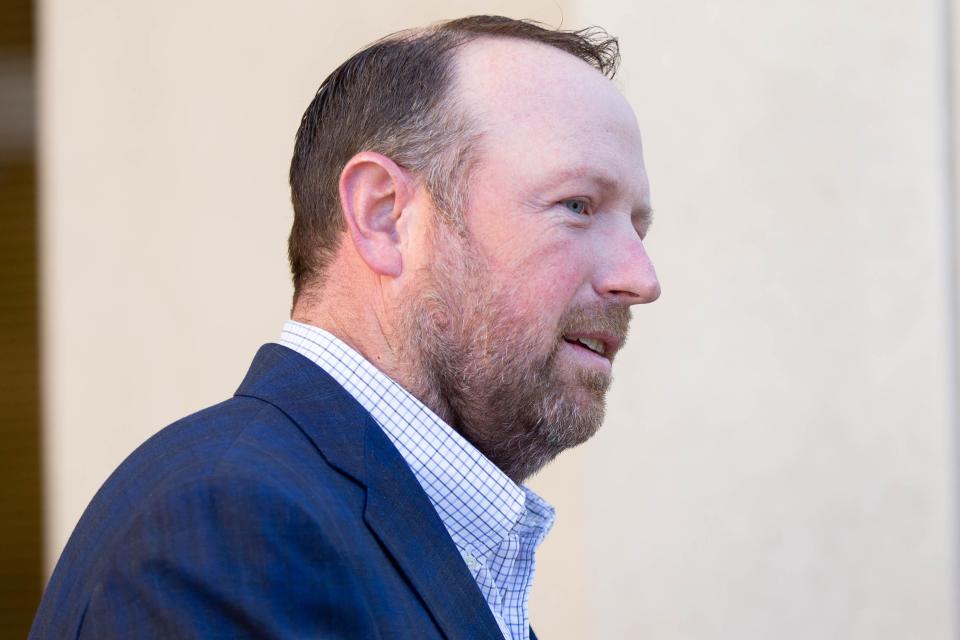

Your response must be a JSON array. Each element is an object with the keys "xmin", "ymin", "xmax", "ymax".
[{"xmin": 338, "ymin": 152, "xmax": 411, "ymax": 278}]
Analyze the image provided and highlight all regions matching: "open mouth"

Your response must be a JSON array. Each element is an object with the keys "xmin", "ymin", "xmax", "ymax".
[{"xmin": 563, "ymin": 336, "xmax": 607, "ymax": 358}]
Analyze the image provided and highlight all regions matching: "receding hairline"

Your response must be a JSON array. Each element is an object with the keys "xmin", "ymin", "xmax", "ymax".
[{"xmin": 436, "ymin": 32, "xmax": 626, "ymax": 163}]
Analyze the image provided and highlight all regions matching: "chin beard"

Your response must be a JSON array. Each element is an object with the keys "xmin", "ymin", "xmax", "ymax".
[
  {"xmin": 469, "ymin": 354, "xmax": 610, "ymax": 482},
  {"xmin": 396, "ymin": 231, "xmax": 627, "ymax": 483}
]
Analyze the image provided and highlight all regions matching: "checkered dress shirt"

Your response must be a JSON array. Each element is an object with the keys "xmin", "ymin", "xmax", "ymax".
[{"xmin": 279, "ymin": 320, "xmax": 555, "ymax": 640}]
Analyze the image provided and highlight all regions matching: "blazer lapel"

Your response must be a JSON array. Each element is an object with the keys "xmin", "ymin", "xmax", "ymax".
[
  {"xmin": 363, "ymin": 426, "xmax": 505, "ymax": 640},
  {"xmin": 236, "ymin": 344, "xmax": 504, "ymax": 640}
]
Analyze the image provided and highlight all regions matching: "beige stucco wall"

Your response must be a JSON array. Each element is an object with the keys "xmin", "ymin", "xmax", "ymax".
[
  {"xmin": 552, "ymin": 0, "xmax": 959, "ymax": 637},
  {"xmin": 39, "ymin": 1, "xmax": 958, "ymax": 638}
]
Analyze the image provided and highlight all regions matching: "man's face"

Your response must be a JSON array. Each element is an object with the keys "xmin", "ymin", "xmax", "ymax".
[{"xmin": 399, "ymin": 39, "xmax": 660, "ymax": 481}]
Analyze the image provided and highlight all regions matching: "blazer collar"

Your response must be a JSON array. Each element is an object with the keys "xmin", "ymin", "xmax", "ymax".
[{"xmin": 235, "ymin": 344, "xmax": 504, "ymax": 640}]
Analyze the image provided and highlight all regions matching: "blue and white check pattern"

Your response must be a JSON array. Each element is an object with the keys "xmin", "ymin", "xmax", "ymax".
[{"xmin": 279, "ymin": 320, "xmax": 555, "ymax": 640}]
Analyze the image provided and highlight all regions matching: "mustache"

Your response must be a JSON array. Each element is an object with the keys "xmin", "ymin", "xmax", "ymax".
[{"xmin": 558, "ymin": 303, "xmax": 632, "ymax": 344}]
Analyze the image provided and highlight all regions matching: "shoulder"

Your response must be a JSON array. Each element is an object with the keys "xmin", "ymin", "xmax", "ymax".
[
  {"xmin": 32, "ymin": 394, "xmax": 372, "ymax": 638},
  {"xmin": 91, "ymin": 396, "xmax": 322, "ymax": 513},
  {"xmin": 78, "ymin": 392, "xmax": 366, "ymax": 559}
]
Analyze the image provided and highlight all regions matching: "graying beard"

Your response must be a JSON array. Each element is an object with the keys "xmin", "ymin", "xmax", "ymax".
[{"xmin": 404, "ymin": 280, "xmax": 608, "ymax": 483}]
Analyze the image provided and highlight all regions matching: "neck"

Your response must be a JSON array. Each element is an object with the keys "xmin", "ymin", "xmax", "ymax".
[{"xmin": 291, "ymin": 286, "xmax": 453, "ymax": 425}]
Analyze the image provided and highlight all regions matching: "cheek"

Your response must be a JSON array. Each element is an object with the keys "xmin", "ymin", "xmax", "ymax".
[
  {"xmin": 499, "ymin": 242, "xmax": 588, "ymax": 323},
  {"xmin": 466, "ymin": 200, "xmax": 594, "ymax": 316}
]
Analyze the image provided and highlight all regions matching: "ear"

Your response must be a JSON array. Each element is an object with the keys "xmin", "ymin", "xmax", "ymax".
[{"xmin": 338, "ymin": 151, "xmax": 413, "ymax": 278}]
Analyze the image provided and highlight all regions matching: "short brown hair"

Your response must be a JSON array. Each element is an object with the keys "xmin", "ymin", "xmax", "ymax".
[{"xmin": 288, "ymin": 15, "xmax": 620, "ymax": 301}]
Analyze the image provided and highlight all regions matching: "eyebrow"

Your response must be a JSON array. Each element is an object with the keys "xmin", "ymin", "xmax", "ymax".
[
  {"xmin": 633, "ymin": 204, "xmax": 654, "ymax": 230},
  {"xmin": 543, "ymin": 166, "xmax": 619, "ymax": 191}
]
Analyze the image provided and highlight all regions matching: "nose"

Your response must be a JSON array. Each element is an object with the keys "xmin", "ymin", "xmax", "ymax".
[{"xmin": 595, "ymin": 229, "xmax": 661, "ymax": 305}]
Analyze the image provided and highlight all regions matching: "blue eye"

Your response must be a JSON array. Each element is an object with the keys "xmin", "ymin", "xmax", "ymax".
[{"xmin": 562, "ymin": 199, "xmax": 588, "ymax": 215}]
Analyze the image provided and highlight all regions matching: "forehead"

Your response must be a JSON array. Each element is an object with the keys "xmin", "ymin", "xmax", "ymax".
[{"xmin": 451, "ymin": 37, "xmax": 649, "ymax": 202}]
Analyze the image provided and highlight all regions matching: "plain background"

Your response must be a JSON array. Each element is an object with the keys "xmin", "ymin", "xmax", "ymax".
[{"xmin": 39, "ymin": 1, "xmax": 960, "ymax": 638}]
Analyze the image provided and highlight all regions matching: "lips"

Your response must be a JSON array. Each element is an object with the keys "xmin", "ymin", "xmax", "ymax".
[
  {"xmin": 557, "ymin": 303, "xmax": 630, "ymax": 363},
  {"xmin": 569, "ymin": 336, "xmax": 604, "ymax": 355},
  {"xmin": 561, "ymin": 332, "xmax": 624, "ymax": 360}
]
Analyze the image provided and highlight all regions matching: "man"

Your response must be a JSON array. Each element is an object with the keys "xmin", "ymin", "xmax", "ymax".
[{"xmin": 31, "ymin": 15, "xmax": 659, "ymax": 639}]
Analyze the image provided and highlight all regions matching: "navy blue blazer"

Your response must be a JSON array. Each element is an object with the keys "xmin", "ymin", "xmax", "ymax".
[{"xmin": 31, "ymin": 344, "xmax": 537, "ymax": 639}]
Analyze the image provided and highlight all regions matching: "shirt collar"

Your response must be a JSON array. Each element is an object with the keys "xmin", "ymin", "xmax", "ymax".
[{"xmin": 278, "ymin": 320, "xmax": 554, "ymax": 560}]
